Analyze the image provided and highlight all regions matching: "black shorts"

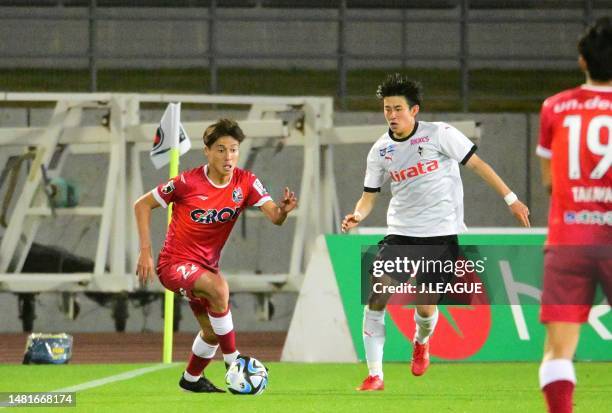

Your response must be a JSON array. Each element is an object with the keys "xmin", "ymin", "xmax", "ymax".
[{"xmin": 370, "ymin": 234, "xmax": 459, "ymax": 286}]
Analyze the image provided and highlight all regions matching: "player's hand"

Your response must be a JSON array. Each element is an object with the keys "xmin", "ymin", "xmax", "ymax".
[
  {"xmin": 341, "ymin": 212, "xmax": 362, "ymax": 233},
  {"xmin": 280, "ymin": 187, "xmax": 298, "ymax": 214},
  {"xmin": 509, "ymin": 200, "xmax": 530, "ymax": 228},
  {"xmin": 136, "ymin": 248, "xmax": 155, "ymax": 285}
]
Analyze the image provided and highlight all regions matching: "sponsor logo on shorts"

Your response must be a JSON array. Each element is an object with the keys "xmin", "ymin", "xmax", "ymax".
[
  {"xmin": 191, "ymin": 207, "xmax": 241, "ymax": 224},
  {"xmin": 232, "ymin": 187, "xmax": 244, "ymax": 204},
  {"xmin": 161, "ymin": 180, "xmax": 175, "ymax": 194}
]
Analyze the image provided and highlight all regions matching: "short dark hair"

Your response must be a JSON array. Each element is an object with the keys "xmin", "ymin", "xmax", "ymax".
[
  {"xmin": 578, "ymin": 17, "xmax": 612, "ymax": 82},
  {"xmin": 203, "ymin": 118, "xmax": 246, "ymax": 147},
  {"xmin": 376, "ymin": 73, "xmax": 423, "ymax": 108}
]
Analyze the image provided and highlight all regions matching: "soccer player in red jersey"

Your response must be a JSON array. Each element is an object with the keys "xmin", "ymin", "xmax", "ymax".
[
  {"xmin": 536, "ymin": 17, "xmax": 612, "ymax": 413},
  {"xmin": 134, "ymin": 118, "xmax": 297, "ymax": 392}
]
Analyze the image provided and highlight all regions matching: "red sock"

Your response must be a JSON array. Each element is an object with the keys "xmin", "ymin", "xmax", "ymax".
[
  {"xmin": 216, "ymin": 331, "xmax": 236, "ymax": 354},
  {"xmin": 543, "ymin": 380, "xmax": 574, "ymax": 413},
  {"xmin": 185, "ymin": 353, "xmax": 212, "ymax": 377}
]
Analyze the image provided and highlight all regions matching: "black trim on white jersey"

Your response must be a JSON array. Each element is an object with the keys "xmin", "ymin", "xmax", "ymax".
[
  {"xmin": 364, "ymin": 186, "xmax": 381, "ymax": 193},
  {"xmin": 387, "ymin": 121, "xmax": 419, "ymax": 142},
  {"xmin": 460, "ymin": 144, "xmax": 478, "ymax": 165}
]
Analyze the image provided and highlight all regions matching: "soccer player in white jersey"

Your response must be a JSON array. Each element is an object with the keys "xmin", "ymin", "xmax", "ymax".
[{"xmin": 342, "ymin": 73, "xmax": 531, "ymax": 391}]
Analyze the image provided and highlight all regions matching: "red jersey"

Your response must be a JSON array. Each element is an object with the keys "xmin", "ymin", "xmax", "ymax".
[
  {"xmin": 152, "ymin": 165, "xmax": 272, "ymax": 271},
  {"xmin": 537, "ymin": 85, "xmax": 612, "ymax": 245}
]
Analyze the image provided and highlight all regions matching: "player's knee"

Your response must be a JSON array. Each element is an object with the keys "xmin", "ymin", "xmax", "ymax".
[
  {"xmin": 416, "ymin": 305, "xmax": 437, "ymax": 318},
  {"xmin": 367, "ymin": 301, "xmax": 386, "ymax": 312},
  {"xmin": 207, "ymin": 282, "xmax": 229, "ymax": 312},
  {"xmin": 367, "ymin": 291, "xmax": 389, "ymax": 311},
  {"xmin": 193, "ymin": 274, "xmax": 228, "ymax": 302}
]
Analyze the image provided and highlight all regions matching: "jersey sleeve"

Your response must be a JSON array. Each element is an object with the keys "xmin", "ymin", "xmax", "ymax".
[
  {"xmin": 438, "ymin": 123, "xmax": 477, "ymax": 165},
  {"xmin": 363, "ymin": 143, "xmax": 385, "ymax": 192},
  {"xmin": 536, "ymin": 98, "xmax": 554, "ymax": 159},
  {"xmin": 246, "ymin": 173, "xmax": 273, "ymax": 207},
  {"xmin": 151, "ymin": 173, "xmax": 187, "ymax": 209}
]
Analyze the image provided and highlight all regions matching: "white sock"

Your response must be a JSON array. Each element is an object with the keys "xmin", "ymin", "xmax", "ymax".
[
  {"xmin": 363, "ymin": 306, "xmax": 385, "ymax": 379},
  {"xmin": 192, "ymin": 334, "xmax": 218, "ymax": 359},
  {"xmin": 414, "ymin": 308, "xmax": 439, "ymax": 344},
  {"xmin": 183, "ymin": 371, "xmax": 200, "ymax": 382},
  {"xmin": 539, "ymin": 359, "xmax": 576, "ymax": 389},
  {"xmin": 208, "ymin": 310, "xmax": 234, "ymax": 335},
  {"xmin": 223, "ymin": 350, "xmax": 240, "ymax": 365}
]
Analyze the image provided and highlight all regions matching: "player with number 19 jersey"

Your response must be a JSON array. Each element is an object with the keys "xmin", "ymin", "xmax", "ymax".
[
  {"xmin": 537, "ymin": 85, "xmax": 612, "ymax": 246},
  {"xmin": 152, "ymin": 165, "xmax": 272, "ymax": 273}
]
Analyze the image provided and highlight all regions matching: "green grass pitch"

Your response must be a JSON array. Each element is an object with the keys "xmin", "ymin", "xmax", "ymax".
[{"xmin": 0, "ymin": 362, "xmax": 610, "ymax": 412}]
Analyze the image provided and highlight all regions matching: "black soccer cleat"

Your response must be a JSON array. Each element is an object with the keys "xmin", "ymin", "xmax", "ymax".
[{"xmin": 179, "ymin": 375, "xmax": 225, "ymax": 393}]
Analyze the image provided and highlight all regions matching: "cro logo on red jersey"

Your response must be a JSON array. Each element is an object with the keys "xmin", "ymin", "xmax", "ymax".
[
  {"xmin": 191, "ymin": 207, "xmax": 242, "ymax": 224},
  {"xmin": 390, "ymin": 160, "xmax": 439, "ymax": 182}
]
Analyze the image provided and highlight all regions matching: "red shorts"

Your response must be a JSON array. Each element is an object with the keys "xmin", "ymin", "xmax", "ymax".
[
  {"xmin": 156, "ymin": 261, "xmax": 215, "ymax": 316},
  {"xmin": 540, "ymin": 246, "xmax": 612, "ymax": 323}
]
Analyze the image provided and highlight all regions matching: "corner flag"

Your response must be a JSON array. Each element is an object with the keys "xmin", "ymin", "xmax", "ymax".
[{"xmin": 150, "ymin": 103, "xmax": 191, "ymax": 169}]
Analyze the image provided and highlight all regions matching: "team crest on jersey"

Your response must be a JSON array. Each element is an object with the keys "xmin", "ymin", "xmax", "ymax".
[
  {"xmin": 232, "ymin": 187, "xmax": 244, "ymax": 204},
  {"xmin": 379, "ymin": 144, "xmax": 396, "ymax": 161},
  {"xmin": 161, "ymin": 180, "xmax": 175, "ymax": 194}
]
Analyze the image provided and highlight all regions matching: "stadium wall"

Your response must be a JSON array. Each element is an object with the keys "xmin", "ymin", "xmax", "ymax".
[{"xmin": 0, "ymin": 7, "xmax": 611, "ymax": 69}]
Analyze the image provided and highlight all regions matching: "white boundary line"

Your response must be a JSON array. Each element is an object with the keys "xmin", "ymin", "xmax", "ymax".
[
  {"xmin": 54, "ymin": 363, "xmax": 177, "ymax": 393},
  {"xmin": 0, "ymin": 363, "xmax": 177, "ymax": 409}
]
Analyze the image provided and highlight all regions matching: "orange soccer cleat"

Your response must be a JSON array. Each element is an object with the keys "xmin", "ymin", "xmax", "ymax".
[
  {"xmin": 356, "ymin": 375, "xmax": 384, "ymax": 391},
  {"xmin": 411, "ymin": 340, "xmax": 430, "ymax": 376}
]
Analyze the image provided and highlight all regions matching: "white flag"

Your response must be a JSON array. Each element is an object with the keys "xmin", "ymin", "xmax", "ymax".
[{"xmin": 150, "ymin": 102, "xmax": 191, "ymax": 170}]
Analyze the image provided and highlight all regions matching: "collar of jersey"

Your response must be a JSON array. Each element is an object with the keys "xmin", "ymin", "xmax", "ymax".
[
  {"xmin": 580, "ymin": 84, "xmax": 612, "ymax": 92},
  {"xmin": 203, "ymin": 164, "xmax": 233, "ymax": 189},
  {"xmin": 387, "ymin": 121, "xmax": 419, "ymax": 142}
]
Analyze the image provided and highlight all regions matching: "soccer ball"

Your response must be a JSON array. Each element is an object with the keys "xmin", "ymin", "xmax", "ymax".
[{"xmin": 225, "ymin": 356, "xmax": 268, "ymax": 395}]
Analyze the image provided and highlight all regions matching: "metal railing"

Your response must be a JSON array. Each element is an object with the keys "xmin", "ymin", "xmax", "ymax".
[{"xmin": 0, "ymin": 0, "xmax": 600, "ymax": 111}]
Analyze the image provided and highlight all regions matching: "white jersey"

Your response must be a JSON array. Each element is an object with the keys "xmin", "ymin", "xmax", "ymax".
[{"xmin": 364, "ymin": 121, "xmax": 476, "ymax": 237}]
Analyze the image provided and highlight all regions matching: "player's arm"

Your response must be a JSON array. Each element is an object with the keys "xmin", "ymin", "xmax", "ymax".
[
  {"xmin": 133, "ymin": 192, "xmax": 162, "ymax": 284},
  {"xmin": 539, "ymin": 158, "xmax": 552, "ymax": 195},
  {"xmin": 259, "ymin": 187, "xmax": 298, "ymax": 226},
  {"xmin": 341, "ymin": 191, "xmax": 378, "ymax": 233},
  {"xmin": 465, "ymin": 154, "xmax": 531, "ymax": 227}
]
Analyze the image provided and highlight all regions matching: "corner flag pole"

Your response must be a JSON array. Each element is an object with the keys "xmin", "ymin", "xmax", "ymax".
[
  {"xmin": 163, "ymin": 147, "xmax": 179, "ymax": 364},
  {"xmin": 150, "ymin": 102, "xmax": 190, "ymax": 364},
  {"xmin": 163, "ymin": 103, "xmax": 181, "ymax": 364}
]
